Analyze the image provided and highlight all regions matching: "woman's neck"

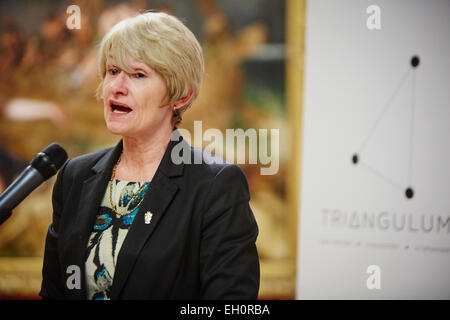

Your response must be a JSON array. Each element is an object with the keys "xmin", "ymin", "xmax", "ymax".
[{"xmin": 115, "ymin": 126, "xmax": 173, "ymax": 182}]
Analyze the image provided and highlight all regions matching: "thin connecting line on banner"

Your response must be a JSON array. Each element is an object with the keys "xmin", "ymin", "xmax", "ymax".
[
  {"xmin": 408, "ymin": 69, "xmax": 416, "ymax": 187},
  {"xmin": 358, "ymin": 68, "xmax": 412, "ymax": 153},
  {"xmin": 352, "ymin": 56, "xmax": 419, "ymax": 199},
  {"xmin": 359, "ymin": 160, "xmax": 403, "ymax": 190}
]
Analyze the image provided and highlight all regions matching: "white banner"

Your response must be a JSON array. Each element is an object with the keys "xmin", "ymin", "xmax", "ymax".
[{"xmin": 297, "ymin": 0, "xmax": 450, "ymax": 299}]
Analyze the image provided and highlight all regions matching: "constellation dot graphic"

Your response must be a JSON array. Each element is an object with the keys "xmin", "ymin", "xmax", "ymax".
[
  {"xmin": 352, "ymin": 55, "xmax": 419, "ymax": 200},
  {"xmin": 411, "ymin": 55, "xmax": 420, "ymax": 67},
  {"xmin": 405, "ymin": 187, "xmax": 414, "ymax": 199}
]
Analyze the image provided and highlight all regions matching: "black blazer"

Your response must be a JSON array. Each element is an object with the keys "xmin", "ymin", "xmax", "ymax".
[{"xmin": 39, "ymin": 132, "xmax": 260, "ymax": 300}]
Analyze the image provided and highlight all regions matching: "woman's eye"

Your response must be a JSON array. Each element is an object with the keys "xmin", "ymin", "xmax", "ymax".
[
  {"xmin": 108, "ymin": 68, "xmax": 119, "ymax": 75},
  {"xmin": 134, "ymin": 72, "xmax": 146, "ymax": 79}
]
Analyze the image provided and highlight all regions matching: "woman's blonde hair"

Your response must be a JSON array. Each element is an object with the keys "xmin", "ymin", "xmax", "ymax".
[{"xmin": 97, "ymin": 11, "xmax": 204, "ymax": 126}]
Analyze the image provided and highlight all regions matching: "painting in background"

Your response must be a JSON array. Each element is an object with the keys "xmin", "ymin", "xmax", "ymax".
[{"xmin": 0, "ymin": 0, "xmax": 292, "ymax": 299}]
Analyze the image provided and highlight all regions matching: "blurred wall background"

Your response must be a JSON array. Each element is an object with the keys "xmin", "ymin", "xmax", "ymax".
[{"xmin": 0, "ymin": 0, "xmax": 295, "ymax": 299}]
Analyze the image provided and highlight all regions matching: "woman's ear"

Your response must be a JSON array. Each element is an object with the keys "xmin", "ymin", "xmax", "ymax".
[{"xmin": 173, "ymin": 90, "xmax": 194, "ymax": 110}]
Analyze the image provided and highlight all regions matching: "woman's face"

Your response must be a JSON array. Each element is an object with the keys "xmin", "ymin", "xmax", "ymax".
[{"xmin": 102, "ymin": 54, "xmax": 171, "ymax": 139}]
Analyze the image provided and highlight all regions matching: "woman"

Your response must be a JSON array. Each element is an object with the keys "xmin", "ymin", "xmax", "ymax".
[{"xmin": 40, "ymin": 11, "xmax": 259, "ymax": 300}]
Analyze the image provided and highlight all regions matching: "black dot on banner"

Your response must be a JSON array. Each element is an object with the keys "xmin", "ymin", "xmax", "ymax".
[
  {"xmin": 352, "ymin": 154, "xmax": 359, "ymax": 164},
  {"xmin": 411, "ymin": 55, "xmax": 420, "ymax": 67},
  {"xmin": 405, "ymin": 187, "xmax": 414, "ymax": 199}
]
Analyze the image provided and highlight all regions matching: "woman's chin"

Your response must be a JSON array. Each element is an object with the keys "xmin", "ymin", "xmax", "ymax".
[{"xmin": 106, "ymin": 123, "xmax": 129, "ymax": 136}]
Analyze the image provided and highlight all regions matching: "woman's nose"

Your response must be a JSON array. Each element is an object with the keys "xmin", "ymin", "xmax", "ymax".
[{"xmin": 109, "ymin": 71, "xmax": 128, "ymax": 96}]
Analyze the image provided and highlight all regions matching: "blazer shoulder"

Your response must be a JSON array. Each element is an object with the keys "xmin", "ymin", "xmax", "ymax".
[
  {"xmin": 64, "ymin": 147, "xmax": 114, "ymax": 177},
  {"xmin": 187, "ymin": 146, "xmax": 248, "ymax": 184}
]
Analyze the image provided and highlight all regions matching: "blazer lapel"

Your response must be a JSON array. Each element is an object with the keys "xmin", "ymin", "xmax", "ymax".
[
  {"xmin": 70, "ymin": 141, "xmax": 123, "ymax": 299},
  {"xmin": 109, "ymin": 132, "xmax": 185, "ymax": 299},
  {"xmin": 109, "ymin": 171, "xmax": 178, "ymax": 299}
]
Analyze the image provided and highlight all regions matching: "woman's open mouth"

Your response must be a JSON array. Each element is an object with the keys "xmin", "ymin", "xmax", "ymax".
[{"xmin": 110, "ymin": 100, "xmax": 133, "ymax": 114}]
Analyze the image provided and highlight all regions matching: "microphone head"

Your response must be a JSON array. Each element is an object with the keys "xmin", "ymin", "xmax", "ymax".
[
  {"xmin": 42, "ymin": 143, "xmax": 68, "ymax": 170},
  {"xmin": 30, "ymin": 143, "xmax": 68, "ymax": 180}
]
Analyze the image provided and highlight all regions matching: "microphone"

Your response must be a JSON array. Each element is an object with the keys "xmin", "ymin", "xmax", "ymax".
[{"xmin": 0, "ymin": 143, "xmax": 68, "ymax": 225}]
